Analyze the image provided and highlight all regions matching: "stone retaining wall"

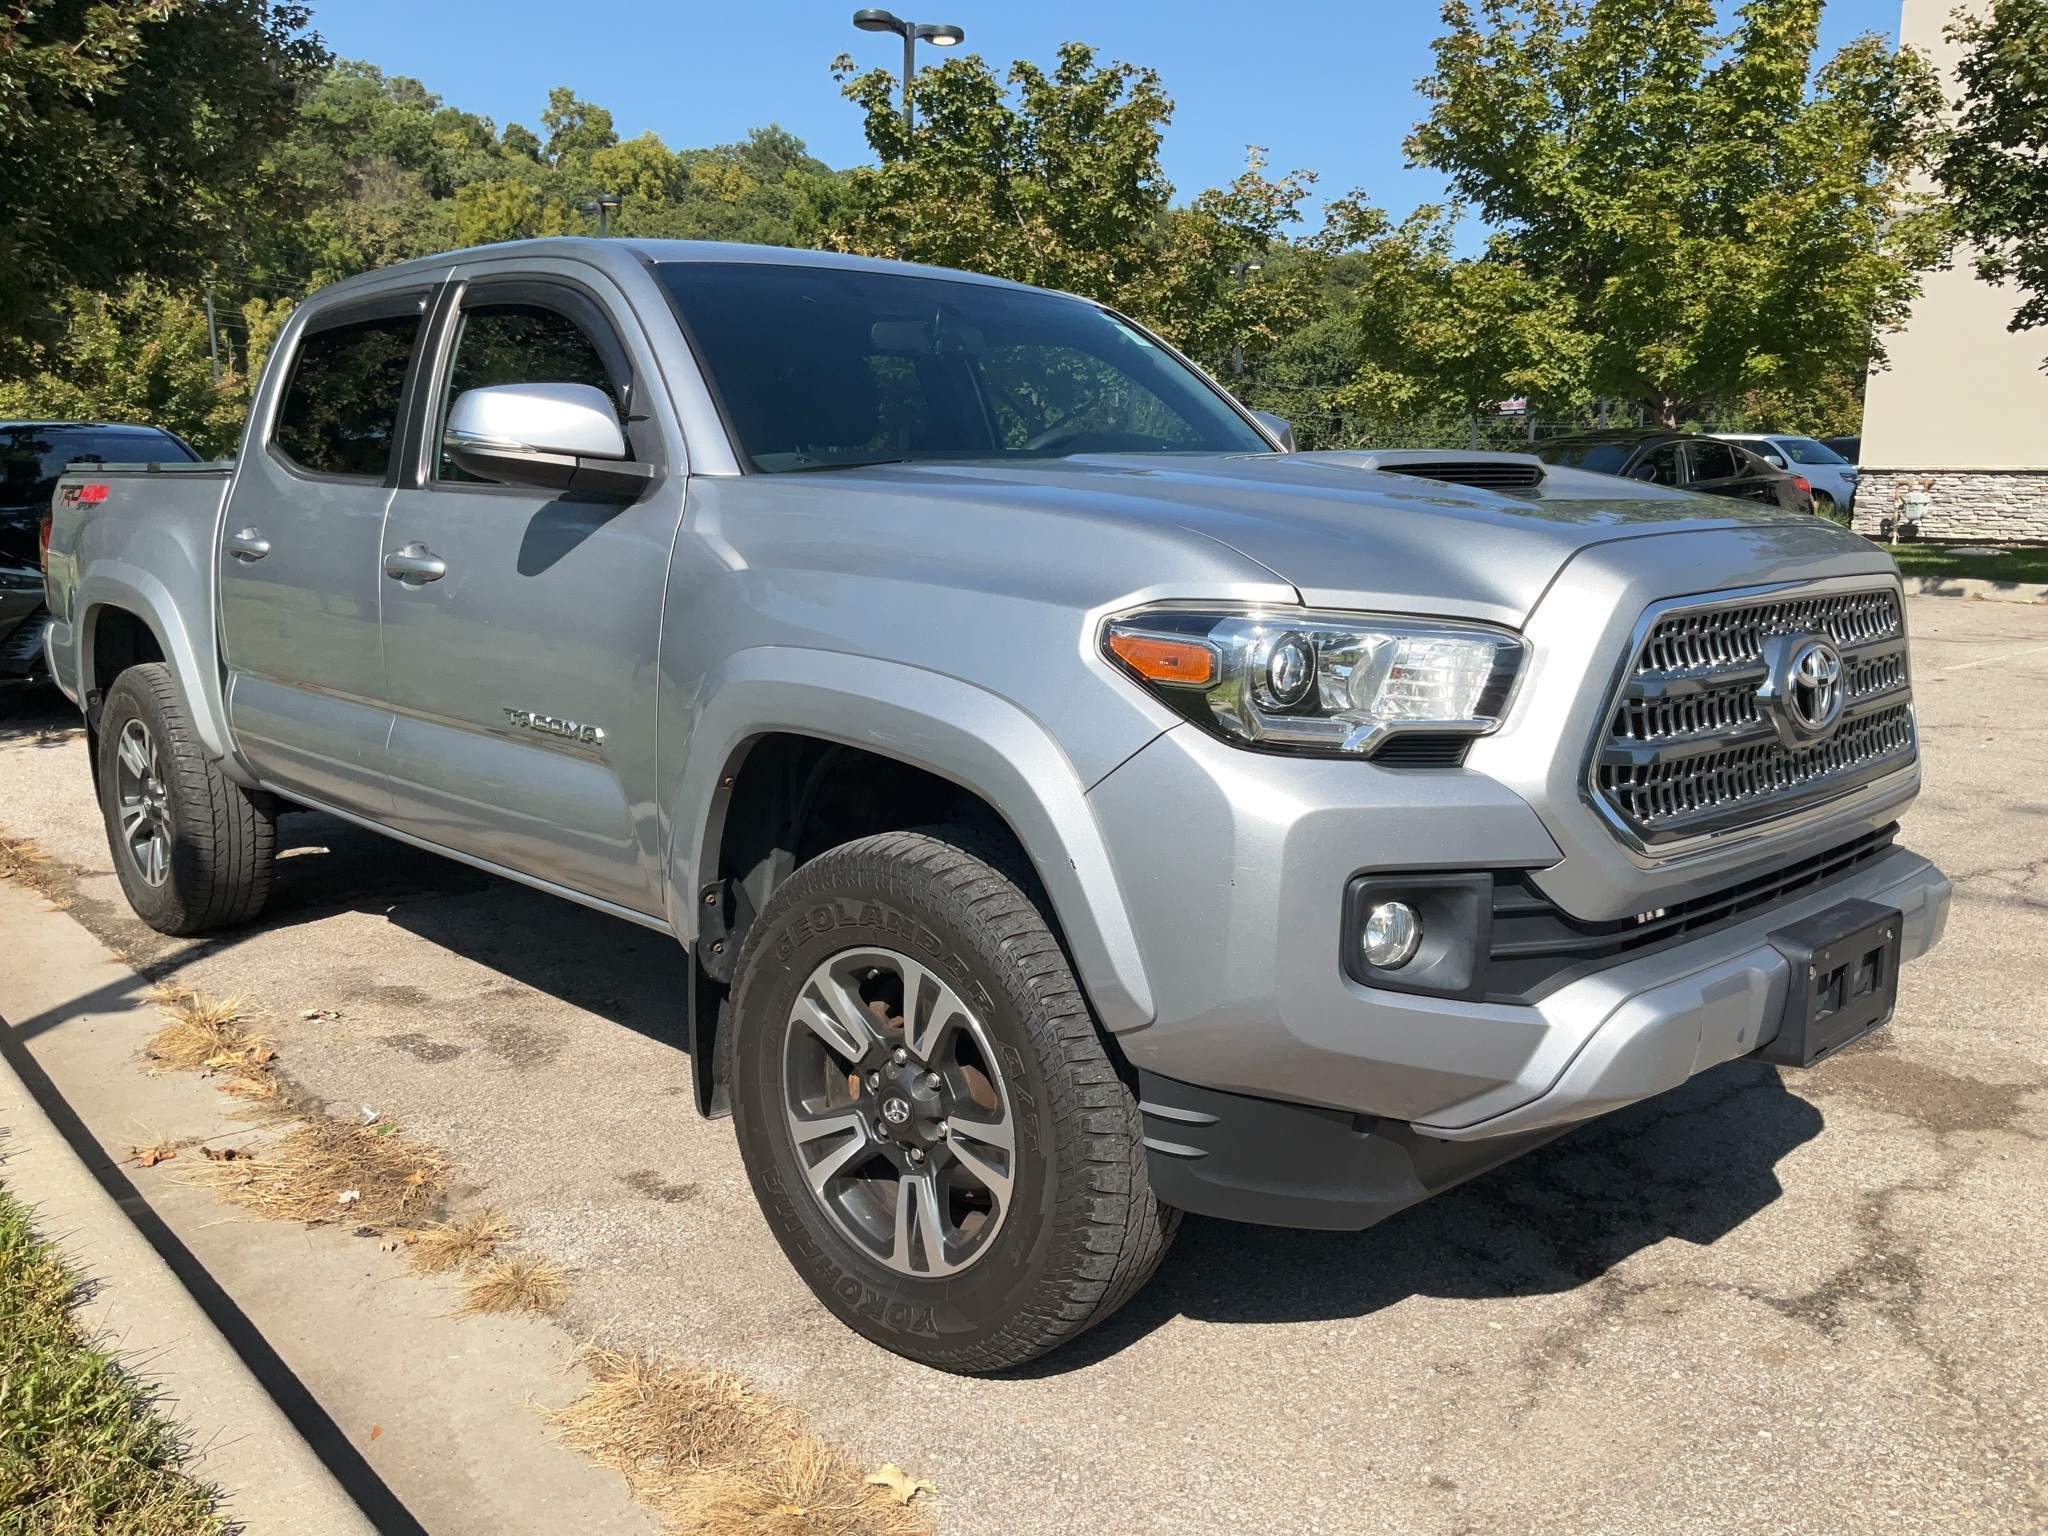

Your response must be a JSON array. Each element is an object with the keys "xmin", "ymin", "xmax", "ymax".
[{"xmin": 1851, "ymin": 469, "xmax": 2048, "ymax": 542}]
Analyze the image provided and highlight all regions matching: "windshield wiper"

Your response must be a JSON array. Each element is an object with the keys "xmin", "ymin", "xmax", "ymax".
[{"xmin": 775, "ymin": 456, "xmax": 912, "ymax": 474}]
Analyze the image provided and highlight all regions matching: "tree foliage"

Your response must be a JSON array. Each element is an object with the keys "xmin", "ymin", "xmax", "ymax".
[
  {"xmin": 0, "ymin": 2, "xmax": 326, "ymax": 348},
  {"xmin": 1936, "ymin": 0, "xmax": 2048, "ymax": 355},
  {"xmin": 828, "ymin": 43, "xmax": 1316, "ymax": 369},
  {"xmin": 1405, "ymin": 0, "xmax": 1946, "ymax": 423},
  {"xmin": 1, "ymin": 15, "xmax": 1950, "ymax": 449}
]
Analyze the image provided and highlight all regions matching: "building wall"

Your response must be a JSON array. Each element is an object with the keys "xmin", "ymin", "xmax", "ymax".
[{"xmin": 1855, "ymin": 0, "xmax": 2048, "ymax": 543}]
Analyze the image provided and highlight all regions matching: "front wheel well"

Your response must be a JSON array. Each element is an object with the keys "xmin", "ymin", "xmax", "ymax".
[
  {"xmin": 688, "ymin": 733, "xmax": 1046, "ymax": 1118},
  {"xmin": 700, "ymin": 733, "xmax": 1033, "ymax": 975}
]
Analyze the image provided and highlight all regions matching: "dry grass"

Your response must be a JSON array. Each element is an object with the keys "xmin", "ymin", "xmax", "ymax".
[
  {"xmin": 183, "ymin": 1117, "xmax": 446, "ymax": 1227},
  {"xmin": 455, "ymin": 1256, "xmax": 572, "ymax": 1317},
  {"xmin": 548, "ymin": 1349, "xmax": 935, "ymax": 1536},
  {"xmin": 402, "ymin": 1208, "xmax": 514, "ymax": 1276},
  {"xmin": 144, "ymin": 989, "xmax": 272, "ymax": 1077}
]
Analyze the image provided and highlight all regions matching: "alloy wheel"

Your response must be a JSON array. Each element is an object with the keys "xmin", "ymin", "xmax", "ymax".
[
  {"xmin": 113, "ymin": 718, "xmax": 171, "ymax": 887},
  {"xmin": 781, "ymin": 947, "xmax": 1016, "ymax": 1277}
]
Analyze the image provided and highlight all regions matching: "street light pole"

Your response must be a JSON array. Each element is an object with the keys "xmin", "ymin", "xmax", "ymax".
[
  {"xmin": 852, "ymin": 10, "xmax": 965, "ymax": 130},
  {"xmin": 577, "ymin": 191, "xmax": 622, "ymax": 237},
  {"xmin": 202, "ymin": 272, "xmax": 221, "ymax": 386},
  {"xmin": 1226, "ymin": 259, "xmax": 1263, "ymax": 376}
]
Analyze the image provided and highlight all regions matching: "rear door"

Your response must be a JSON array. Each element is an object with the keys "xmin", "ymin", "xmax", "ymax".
[
  {"xmin": 1684, "ymin": 438, "xmax": 1779, "ymax": 506},
  {"xmin": 376, "ymin": 266, "xmax": 682, "ymax": 915},
  {"xmin": 218, "ymin": 288, "xmax": 438, "ymax": 814}
]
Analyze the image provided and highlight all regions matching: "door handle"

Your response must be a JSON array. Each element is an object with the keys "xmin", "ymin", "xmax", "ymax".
[
  {"xmin": 225, "ymin": 528, "xmax": 270, "ymax": 561},
  {"xmin": 384, "ymin": 542, "xmax": 447, "ymax": 584}
]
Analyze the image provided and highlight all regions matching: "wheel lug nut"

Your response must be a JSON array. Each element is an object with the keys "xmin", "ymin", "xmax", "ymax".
[
  {"xmin": 890, "ymin": 1047, "xmax": 908, "ymax": 1065},
  {"xmin": 907, "ymin": 1147, "xmax": 925, "ymax": 1163},
  {"xmin": 920, "ymin": 1072, "xmax": 941, "ymax": 1093}
]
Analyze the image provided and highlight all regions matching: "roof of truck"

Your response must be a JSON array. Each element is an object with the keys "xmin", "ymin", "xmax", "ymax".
[{"xmin": 302, "ymin": 237, "xmax": 1054, "ymax": 313}]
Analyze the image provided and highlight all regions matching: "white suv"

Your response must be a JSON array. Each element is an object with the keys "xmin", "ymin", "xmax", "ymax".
[{"xmin": 1716, "ymin": 433, "xmax": 1858, "ymax": 516}]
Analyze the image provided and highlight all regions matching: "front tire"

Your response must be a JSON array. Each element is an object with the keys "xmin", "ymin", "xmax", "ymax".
[
  {"xmin": 729, "ymin": 829, "xmax": 1177, "ymax": 1373},
  {"xmin": 97, "ymin": 664, "xmax": 275, "ymax": 935}
]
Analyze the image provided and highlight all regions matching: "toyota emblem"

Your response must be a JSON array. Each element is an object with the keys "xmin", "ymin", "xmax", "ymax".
[
  {"xmin": 880, "ymin": 1096, "xmax": 912, "ymax": 1126},
  {"xmin": 1758, "ymin": 633, "xmax": 1846, "ymax": 745}
]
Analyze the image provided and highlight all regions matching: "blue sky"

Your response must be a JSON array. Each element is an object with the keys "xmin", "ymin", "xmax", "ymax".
[{"xmin": 309, "ymin": 0, "xmax": 1906, "ymax": 226}]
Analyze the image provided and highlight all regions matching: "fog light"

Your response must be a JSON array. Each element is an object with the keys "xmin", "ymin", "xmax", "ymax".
[{"xmin": 1362, "ymin": 900, "xmax": 1421, "ymax": 969}]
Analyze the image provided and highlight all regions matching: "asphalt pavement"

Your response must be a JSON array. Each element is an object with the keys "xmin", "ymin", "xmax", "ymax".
[{"xmin": 0, "ymin": 594, "xmax": 2042, "ymax": 1535}]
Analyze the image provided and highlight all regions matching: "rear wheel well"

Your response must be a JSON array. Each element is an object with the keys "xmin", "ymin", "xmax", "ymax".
[
  {"xmin": 85, "ymin": 606, "xmax": 166, "ymax": 755},
  {"xmin": 689, "ymin": 733, "xmax": 1044, "ymax": 1116},
  {"xmin": 90, "ymin": 607, "xmax": 165, "ymax": 699}
]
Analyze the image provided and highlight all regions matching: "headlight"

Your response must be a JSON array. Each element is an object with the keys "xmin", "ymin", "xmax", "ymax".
[{"xmin": 1101, "ymin": 605, "xmax": 1526, "ymax": 758}]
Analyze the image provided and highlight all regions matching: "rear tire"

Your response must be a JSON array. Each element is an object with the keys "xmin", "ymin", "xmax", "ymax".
[
  {"xmin": 729, "ymin": 828, "xmax": 1178, "ymax": 1373},
  {"xmin": 97, "ymin": 664, "xmax": 275, "ymax": 935}
]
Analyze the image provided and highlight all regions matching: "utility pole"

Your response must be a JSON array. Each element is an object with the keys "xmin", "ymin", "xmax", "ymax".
[
  {"xmin": 852, "ymin": 10, "xmax": 965, "ymax": 130},
  {"xmin": 202, "ymin": 273, "xmax": 221, "ymax": 385}
]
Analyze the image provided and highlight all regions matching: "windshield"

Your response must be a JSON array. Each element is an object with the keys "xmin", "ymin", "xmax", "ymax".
[
  {"xmin": 1771, "ymin": 436, "xmax": 1848, "ymax": 466},
  {"xmin": 1533, "ymin": 439, "xmax": 1635, "ymax": 475},
  {"xmin": 655, "ymin": 262, "xmax": 1270, "ymax": 472},
  {"xmin": 1, "ymin": 425, "xmax": 197, "ymax": 511}
]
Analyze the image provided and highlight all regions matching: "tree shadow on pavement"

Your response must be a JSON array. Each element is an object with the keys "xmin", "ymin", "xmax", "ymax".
[{"xmin": 1017, "ymin": 1060, "xmax": 1824, "ymax": 1376}]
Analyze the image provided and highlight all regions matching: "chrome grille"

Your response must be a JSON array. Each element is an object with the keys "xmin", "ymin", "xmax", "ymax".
[{"xmin": 1592, "ymin": 585, "xmax": 1916, "ymax": 849}]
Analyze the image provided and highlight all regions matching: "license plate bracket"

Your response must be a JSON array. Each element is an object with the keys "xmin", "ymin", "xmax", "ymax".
[{"xmin": 1760, "ymin": 898, "xmax": 1903, "ymax": 1067}]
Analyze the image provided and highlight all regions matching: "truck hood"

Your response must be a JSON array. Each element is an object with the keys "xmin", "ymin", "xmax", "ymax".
[{"xmin": 837, "ymin": 450, "xmax": 1818, "ymax": 627}]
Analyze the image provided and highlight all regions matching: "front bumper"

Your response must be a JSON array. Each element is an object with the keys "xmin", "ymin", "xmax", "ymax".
[{"xmin": 1090, "ymin": 722, "xmax": 1947, "ymax": 1136}]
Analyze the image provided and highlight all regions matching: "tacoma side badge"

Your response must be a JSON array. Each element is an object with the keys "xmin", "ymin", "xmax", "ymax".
[{"xmin": 504, "ymin": 707, "xmax": 606, "ymax": 746}]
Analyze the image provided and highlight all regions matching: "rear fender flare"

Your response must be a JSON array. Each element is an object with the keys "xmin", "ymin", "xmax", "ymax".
[
  {"xmin": 666, "ymin": 646, "xmax": 1157, "ymax": 1032},
  {"xmin": 77, "ymin": 566, "xmax": 236, "ymax": 769}
]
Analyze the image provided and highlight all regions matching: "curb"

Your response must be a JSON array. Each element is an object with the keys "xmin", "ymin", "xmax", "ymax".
[
  {"xmin": 1902, "ymin": 574, "xmax": 2048, "ymax": 605},
  {"xmin": 0, "ymin": 1039, "xmax": 382, "ymax": 1535}
]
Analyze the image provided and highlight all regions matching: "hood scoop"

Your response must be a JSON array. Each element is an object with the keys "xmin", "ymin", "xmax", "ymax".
[{"xmin": 1356, "ymin": 451, "xmax": 1548, "ymax": 492}]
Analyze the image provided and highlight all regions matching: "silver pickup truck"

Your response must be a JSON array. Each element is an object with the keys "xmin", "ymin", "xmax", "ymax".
[{"xmin": 42, "ymin": 238, "xmax": 1948, "ymax": 1372}]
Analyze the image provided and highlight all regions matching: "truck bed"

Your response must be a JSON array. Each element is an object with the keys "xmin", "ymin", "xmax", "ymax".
[{"xmin": 44, "ymin": 460, "xmax": 236, "ymax": 755}]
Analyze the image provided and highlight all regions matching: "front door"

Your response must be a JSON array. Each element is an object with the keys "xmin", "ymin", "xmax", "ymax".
[
  {"xmin": 377, "ymin": 270, "xmax": 682, "ymax": 915},
  {"xmin": 217, "ymin": 289, "xmax": 436, "ymax": 814}
]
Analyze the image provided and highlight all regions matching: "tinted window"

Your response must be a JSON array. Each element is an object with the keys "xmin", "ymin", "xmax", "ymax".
[
  {"xmin": 1, "ymin": 427, "xmax": 196, "ymax": 510},
  {"xmin": 436, "ymin": 303, "xmax": 621, "ymax": 482},
  {"xmin": 1775, "ymin": 436, "xmax": 1847, "ymax": 466},
  {"xmin": 1533, "ymin": 440, "xmax": 1634, "ymax": 475},
  {"xmin": 1689, "ymin": 441, "xmax": 1740, "ymax": 481},
  {"xmin": 1633, "ymin": 443, "xmax": 1682, "ymax": 486},
  {"xmin": 656, "ymin": 262, "xmax": 1267, "ymax": 471},
  {"xmin": 273, "ymin": 313, "xmax": 423, "ymax": 478}
]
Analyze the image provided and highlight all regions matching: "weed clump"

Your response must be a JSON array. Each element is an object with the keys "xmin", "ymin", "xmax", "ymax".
[
  {"xmin": 187, "ymin": 1117, "xmax": 446, "ymax": 1227},
  {"xmin": 549, "ymin": 1349, "xmax": 934, "ymax": 1536},
  {"xmin": 456, "ymin": 1256, "xmax": 572, "ymax": 1317}
]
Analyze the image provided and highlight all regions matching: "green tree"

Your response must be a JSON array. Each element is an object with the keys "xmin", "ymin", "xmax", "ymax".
[
  {"xmin": 0, "ymin": 281, "xmax": 291, "ymax": 454},
  {"xmin": 1317, "ymin": 199, "xmax": 1591, "ymax": 433},
  {"xmin": 827, "ymin": 42, "xmax": 1313, "ymax": 368},
  {"xmin": 1408, "ymin": 0, "xmax": 1946, "ymax": 425},
  {"xmin": 1936, "ymin": 0, "xmax": 2048, "ymax": 358},
  {"xmin": 0, "ymin": 2, "xmax": 326, "ymax": 349}
]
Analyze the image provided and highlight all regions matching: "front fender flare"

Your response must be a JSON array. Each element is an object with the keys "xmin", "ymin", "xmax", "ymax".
[{"xmin": 666, "ymin": 646, "xmax": 1157, "ymax": 1032}]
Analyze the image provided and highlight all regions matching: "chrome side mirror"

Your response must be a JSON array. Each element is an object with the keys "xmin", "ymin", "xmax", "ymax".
[
  {"xmin": 443, "ymin": 383, "xmax": 656, "ymax": 500},
  {"xmin": 1251, "ymin": 410, "xmax": 1296, "ymax": 452}
]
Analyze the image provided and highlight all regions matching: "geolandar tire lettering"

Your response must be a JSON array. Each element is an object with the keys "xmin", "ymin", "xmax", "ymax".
[
  {"xmin": 96, "ymin": 663, "xmax": 276, "ymax": 936},
  {"xmin": 728, "ymin": 827, "xmax": 1178, "ymax": 1374}
]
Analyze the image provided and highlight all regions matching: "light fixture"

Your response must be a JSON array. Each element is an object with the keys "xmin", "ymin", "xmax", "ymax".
[
  {"xmin": 1362, "ymin": 901, "xmax": 1422, "ymax": 970},
  {"xmin": 851, "ymin": 10, "xmax": 965, "ymax": 127}
]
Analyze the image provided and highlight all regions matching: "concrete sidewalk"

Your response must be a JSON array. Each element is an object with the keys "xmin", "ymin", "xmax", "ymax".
[
  {"xmin": 0, "ymin": 1025, "xmax": 380, "ymax": 1535},
  {"xmin": 0, "ymin": 876, "xmax": 655, "ymax": 1536}
]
